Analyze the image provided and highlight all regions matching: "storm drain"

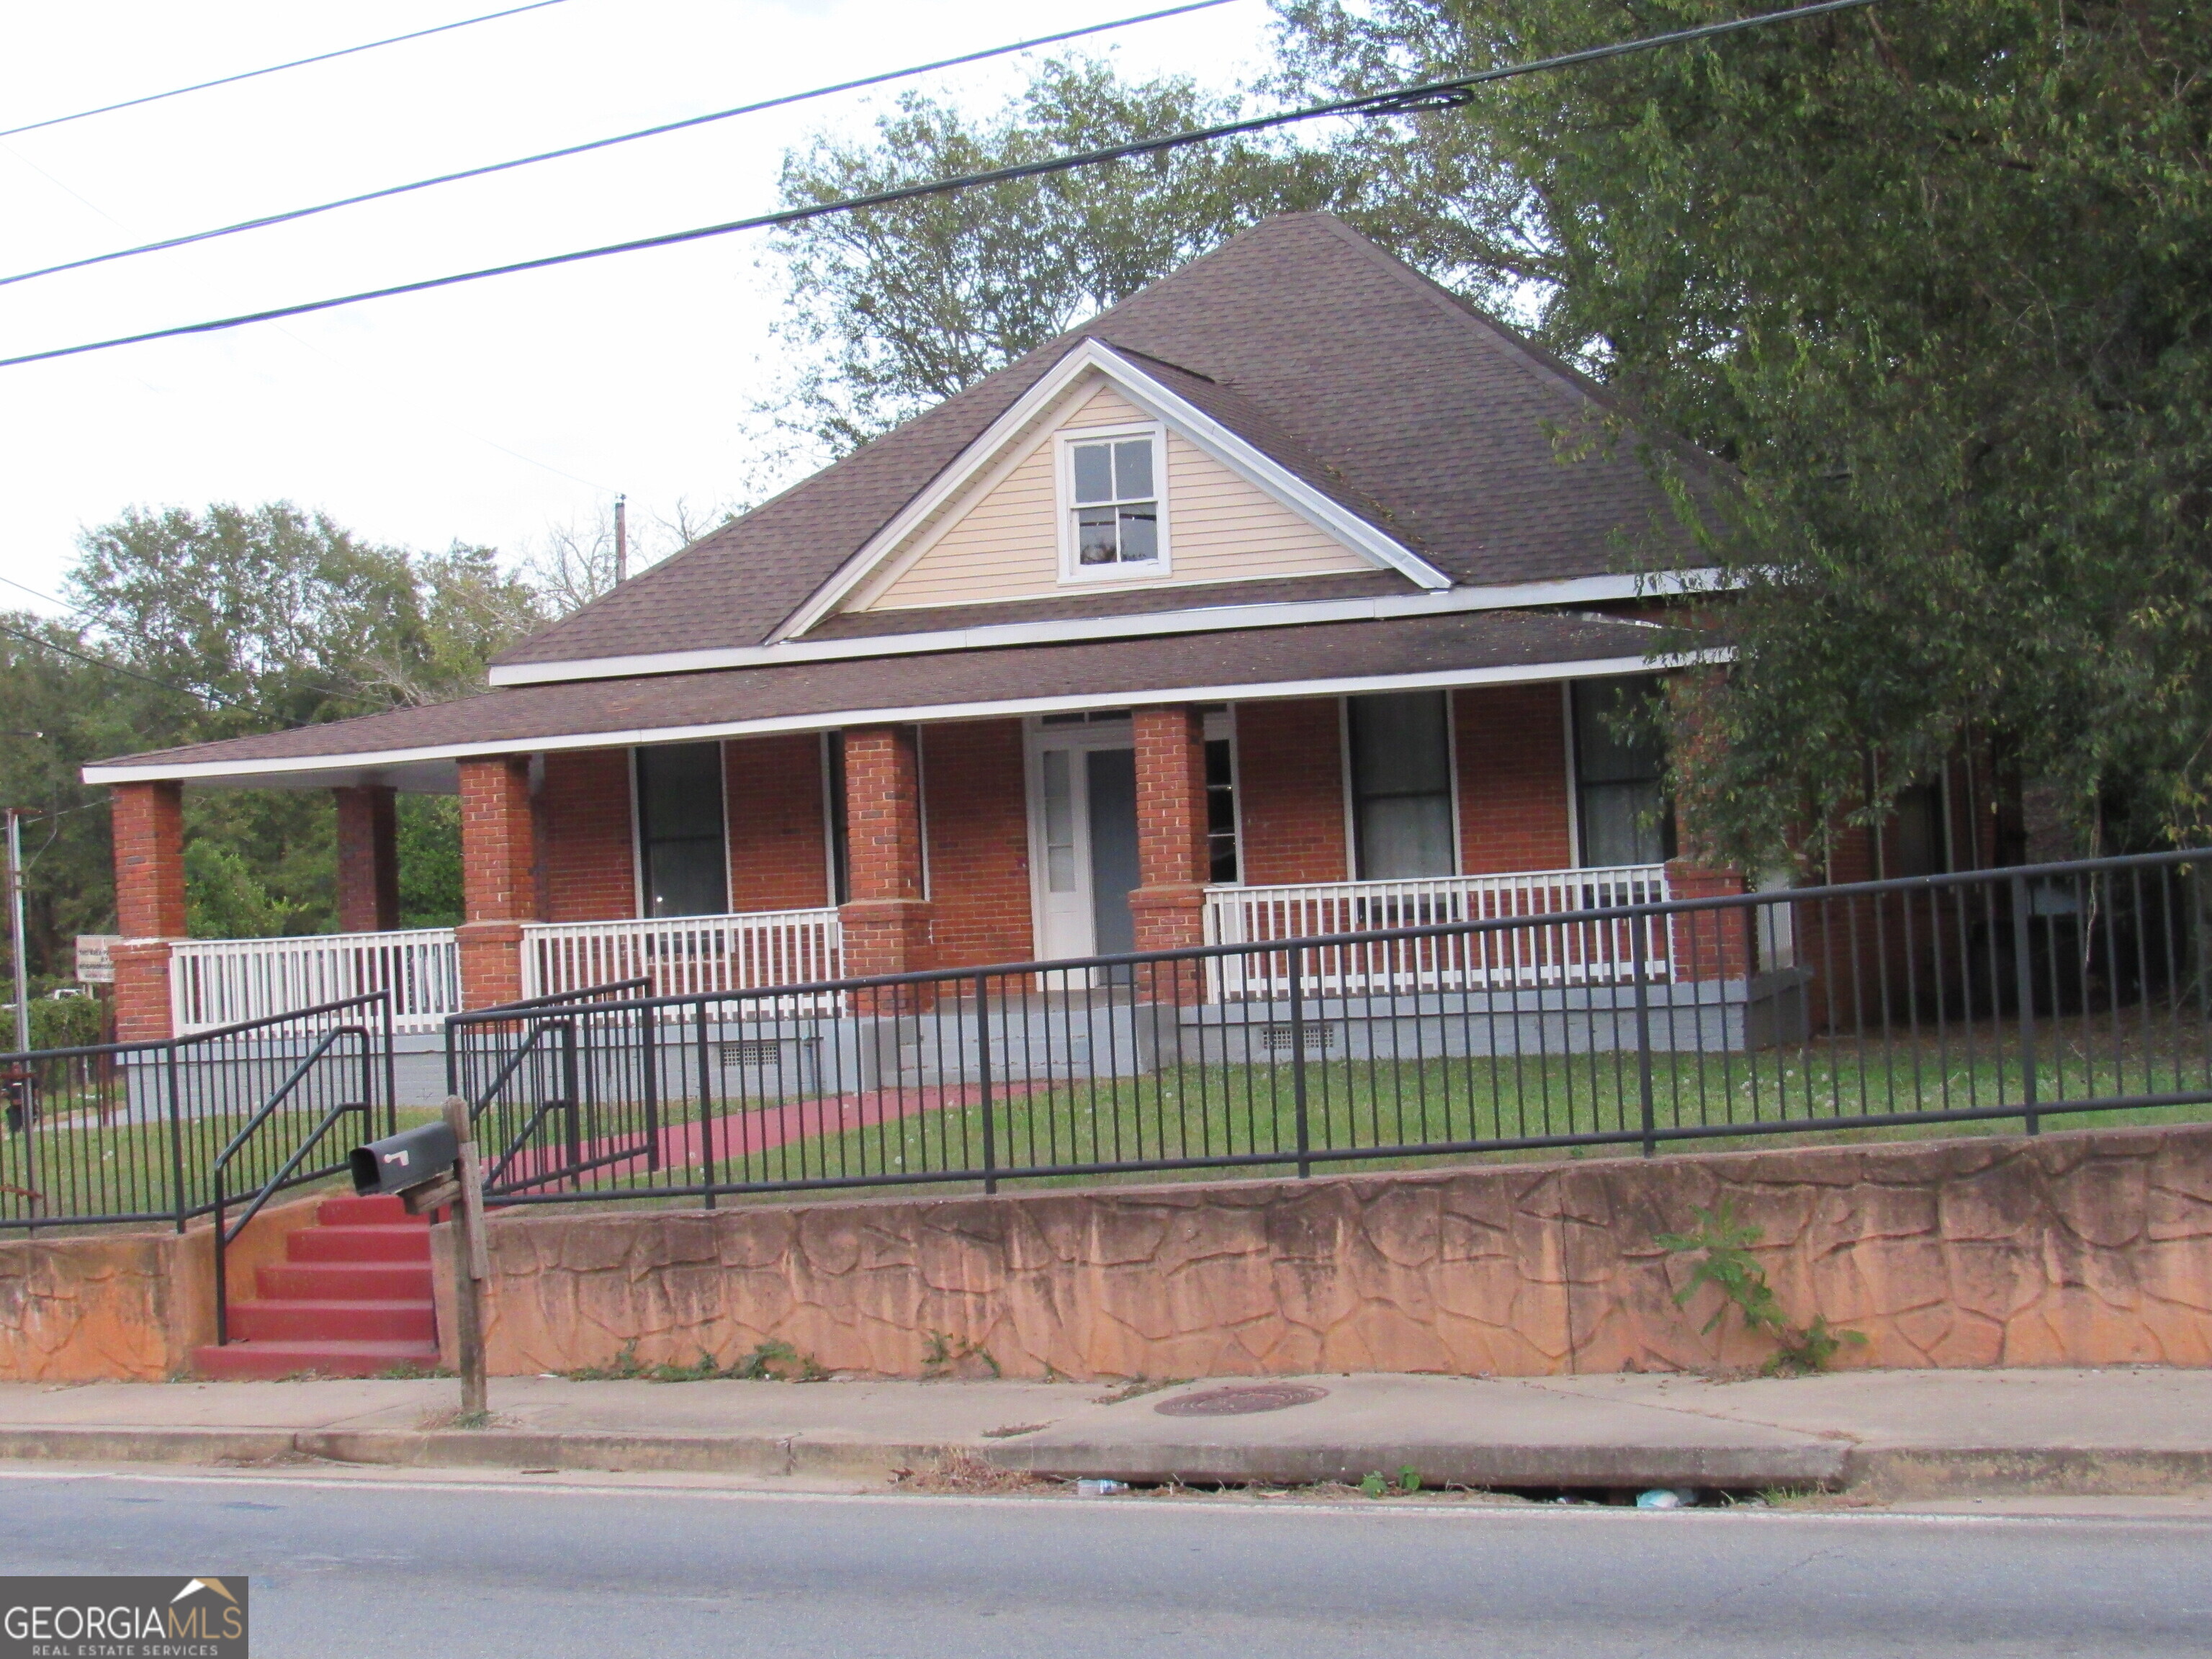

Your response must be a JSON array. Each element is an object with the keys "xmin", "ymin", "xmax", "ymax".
[{"xmin": 1154, "ymin": 1385, "xmax": 1329, "ymax": 1416}]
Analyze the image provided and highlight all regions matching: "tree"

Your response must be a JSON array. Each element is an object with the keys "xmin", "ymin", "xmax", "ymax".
[
  {"xmin": 1276, "ymin": 0, "xmax": 2212, "ymax": 860},
  {"xmin": 766, "ymin": 58, "xmax": 1364, "ymax": 451},
  {"xmin": 0, "ymin": 503, "xmax": 557, "ymax": 959}
]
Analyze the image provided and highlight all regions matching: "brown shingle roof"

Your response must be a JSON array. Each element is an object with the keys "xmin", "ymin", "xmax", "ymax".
[
  {"xmin": 493, "ymin": 214, "xmax": 1714, "ymax": 670},
  {"xmin": 92, "ymin": 612, "xmax": 1670, "ymax": 779}
]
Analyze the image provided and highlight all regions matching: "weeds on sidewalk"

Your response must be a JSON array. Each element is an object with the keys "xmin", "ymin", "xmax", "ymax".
[
  {"xmin": 920, "ymin": 1331, "xmax": 1001, "ymax": 1379},
  {"xmin": 415, "ymin": 1407, "xmax": 513, "ymax": 1430},
  {"xmin": 562, "ymin": 1339, "xmax": 827, "ymax": 1384},
  {"xmin": 1091, "ymin": 1377, "xmax": 1187, "ymax": 1405},
  {"xmin": 1658, "ymin": 1202, "xmax": 1867, "ymax": 1375}
]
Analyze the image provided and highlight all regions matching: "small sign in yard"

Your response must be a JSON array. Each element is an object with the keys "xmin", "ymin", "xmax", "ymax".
[{"xmin": 73, "ymin": 935, "xmax": 121, "ymax": 984}]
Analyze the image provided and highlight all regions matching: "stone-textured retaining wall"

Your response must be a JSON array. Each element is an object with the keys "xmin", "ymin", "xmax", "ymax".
[
  {"xmin": 444, "ymin": 1124, "xmax": 2212, "ymax": 1380},
  {"xmin": 0, "ymin": 1199, "xmax": 321, "ymax": 1382}
]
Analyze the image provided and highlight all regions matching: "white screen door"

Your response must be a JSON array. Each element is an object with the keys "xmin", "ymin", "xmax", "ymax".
[{"xmin": 1028, "ymin": 717, "xmax": 1139, "ymax": 966}]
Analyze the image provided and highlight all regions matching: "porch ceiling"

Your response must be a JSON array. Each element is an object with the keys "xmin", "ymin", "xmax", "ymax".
[{"xmin": 83, "ymin": 610, "xmax": 1714, "ymax": 788}]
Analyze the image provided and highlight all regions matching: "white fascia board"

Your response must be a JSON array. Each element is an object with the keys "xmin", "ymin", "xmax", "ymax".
[
  {"xmin": 488, "ymin": 567, "xmax": 1730, "ymax": 688},
  {"xmin": 766, "ymin": 340, "xmax": 1447, "ymax": 646},
  {"xmin": 84, "ymin": 648, "xmax": 1731, "ymax": 788}
]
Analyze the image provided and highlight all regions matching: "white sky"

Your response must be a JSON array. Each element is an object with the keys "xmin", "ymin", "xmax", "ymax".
[{"xmin": 0, "ymin": 0, "xmax": 1278, "ymax": 611}]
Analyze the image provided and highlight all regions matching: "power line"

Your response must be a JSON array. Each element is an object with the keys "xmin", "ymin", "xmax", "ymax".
[
  {"xmin": 0, "ymin": 0, "xmax": 1241, "ymax": 292},
  {"xmin": 0, "ymin": 615, "xmax": 255, "ymax": 715},
  {"xmin": 0, "ymin": 0, "xmax": 1878, "ymax": 374},
  {"xmin": 0, "ymin": 0, "xmax": 575, "ymax": 140}
]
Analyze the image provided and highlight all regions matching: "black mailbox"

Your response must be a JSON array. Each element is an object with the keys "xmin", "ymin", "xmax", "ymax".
[{"xmin": 350, "ymin": 1120, "xmax": 460, "ymax": 1196}]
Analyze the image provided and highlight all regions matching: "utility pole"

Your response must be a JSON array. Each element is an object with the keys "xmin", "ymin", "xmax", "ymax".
[
  {"xmin": 613, "ymin": 493, "xmax": 628, "ymax": 587},
  {"xmin": 5, "ymin": 809, "xmax": 28, "ymax": 1057}
]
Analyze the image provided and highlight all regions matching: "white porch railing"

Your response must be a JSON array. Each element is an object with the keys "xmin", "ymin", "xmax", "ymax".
[
  {"xmin": 521, "ymin": 908, "xmax": 842, "ymax": 1007},
  {"xmin": 1202, "ymin": 866, "xmax": 1671, "ymax": 1000},
  {"xmin": 171, "ymin": 927, "xmax": 461, "ymax": 1034}
]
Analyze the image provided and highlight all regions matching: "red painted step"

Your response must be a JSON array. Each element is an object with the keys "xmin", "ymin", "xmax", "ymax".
[
  {"xmin": 288, "ymin": 1224, "xmax": 432, "ymax": 1264},
  {"xmin": 193, "ymin": 1193, "xmax": 441, "ymax": 1379},
  {"xmin": 194, "ymin": 1340, "xmax": 444, "ymax": 1382},
  {"xmin": 256, "ymin": 1260, "xmax": 432, "ymax": 1301},
  {"xmin": 228, "ymin": 1298, "xmax": 436, "ymax": 1343}
]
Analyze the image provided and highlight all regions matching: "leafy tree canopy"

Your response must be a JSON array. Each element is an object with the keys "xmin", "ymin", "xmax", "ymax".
[{"xmin": 0, "ymin": 503, "xmax": 551, "ymax": 978}]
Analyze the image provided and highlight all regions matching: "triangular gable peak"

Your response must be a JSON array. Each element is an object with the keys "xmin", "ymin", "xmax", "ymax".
[{"xmin": 780, "ymin": 341, "xmax": 1448, "ymax": 639}]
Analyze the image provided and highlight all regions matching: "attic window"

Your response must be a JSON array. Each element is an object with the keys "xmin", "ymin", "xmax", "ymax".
[{"xmin": 1061, "ymin": 424, "xmax": 1168, "ymax": 580}]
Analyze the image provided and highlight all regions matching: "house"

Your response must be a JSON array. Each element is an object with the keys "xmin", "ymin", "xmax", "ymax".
[{"xmin": 88, "ymin": 214, "xmax": 1761, "ymax": 1053}]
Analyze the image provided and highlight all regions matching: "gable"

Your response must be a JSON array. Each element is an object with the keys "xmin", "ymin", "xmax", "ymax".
[{"xmin": 849, "ymin": 376, "xmax": 1378, "ymax": 616}]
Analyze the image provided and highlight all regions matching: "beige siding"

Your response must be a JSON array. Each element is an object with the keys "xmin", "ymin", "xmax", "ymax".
[{"xmin": 860, "ymin": 377, "xmax": 1373, "ymax": 612}]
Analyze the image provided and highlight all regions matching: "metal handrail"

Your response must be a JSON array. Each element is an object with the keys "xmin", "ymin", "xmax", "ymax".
[{"xmin": 207, "ymin": 1020, "xmax": 377, "ymax": 1345}]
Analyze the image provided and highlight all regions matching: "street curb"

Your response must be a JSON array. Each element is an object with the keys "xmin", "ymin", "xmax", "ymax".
[
  {"xmin": 0, "ymin": 1427, "xmax": 956, "ymax": 1480},
  {"xmin": 1, "ymin": 1428, "xmax": 2207, "ymax": 1498},
  {"xmin": 1845, "ymin": 1447, "xmax": 2212, "ymax": 1501},
  {"xmin": 980, "ymin": 1439, "xmax": 1851, "ymax": 1490}
]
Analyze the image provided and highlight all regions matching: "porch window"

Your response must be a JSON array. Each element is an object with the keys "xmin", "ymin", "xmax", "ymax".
[
  {"xmin": 1064, "ymin": 428, "xmax": 1163, "ymax": 575},
  {"xmin": 1347, "ymin": 691, "xmax": 1455, "ymax": 879},
  {"xmin": 635, "ymin": 742, "xmax": 729, "ymax": 917},
  {"xmin": 1572, "ymin": 676, "xmax": 1676, "ymax": 868},
  {"xmin": 1206, "ymin": 737, "xmax": 1237, "ymax": 883}
]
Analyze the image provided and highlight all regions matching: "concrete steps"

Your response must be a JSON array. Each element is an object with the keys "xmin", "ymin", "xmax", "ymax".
[{"xmin": 194, "ymin": 1193, "xmax": 441, "ymax": 1379}]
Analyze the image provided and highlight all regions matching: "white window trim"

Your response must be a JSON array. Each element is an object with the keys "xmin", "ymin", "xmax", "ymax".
[{"xmin": 1056, "ymin": 421, "xmax": 1171, "ymax": 585}]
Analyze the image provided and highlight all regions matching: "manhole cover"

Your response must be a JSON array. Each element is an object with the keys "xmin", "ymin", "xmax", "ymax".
[{"xmin": 1154, "ymin": 1384, "xmax": 1328, "ymax": 1417}]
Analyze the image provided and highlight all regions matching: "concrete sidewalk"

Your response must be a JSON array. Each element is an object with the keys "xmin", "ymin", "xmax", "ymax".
[{"xmin": 0, "ymin": 1368, "xmax": 2206, "ymax": 1498}]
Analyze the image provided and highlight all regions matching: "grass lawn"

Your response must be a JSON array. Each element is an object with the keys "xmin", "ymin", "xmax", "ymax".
[
  {"xmin": 477, "ymin": 1020, "xmax": 2212, "ymax": 1210},
  {"xmin": 1, "ymin": 1103, "xmax": 441, "ymax": 1231}
]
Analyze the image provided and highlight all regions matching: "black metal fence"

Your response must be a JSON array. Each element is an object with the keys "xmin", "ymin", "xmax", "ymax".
[
  {"xmin": 446, "ymin": 850, "xmax": 2212, "ymax": 1208},
  {"xmin": 0, "ymin": 994, "xmax": 394, "ymax": 1234}
]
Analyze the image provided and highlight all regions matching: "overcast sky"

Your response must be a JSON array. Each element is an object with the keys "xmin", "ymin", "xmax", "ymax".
[{"xmin": 0, "ymin": 0, "xmax": 1277, "ymax": 612}]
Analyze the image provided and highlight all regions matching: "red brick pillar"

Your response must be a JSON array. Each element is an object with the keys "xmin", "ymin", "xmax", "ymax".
[
  {"xmin": 110, "ymin": 781, "xmax": 187, "ymax": 1040},
  {"xmin": 838, "ymin": 727, "xmax": 932, "ymax": 1008},
  {"xmin": 1665, "ymin": 861, "xmax": 1749, "ymax": 983},
  {"xmin": 1128, "ymin": 706, "xmax": 1210, "ymax": 1002},
  {"xmin": 457, "ymin": 756, "xmax": 539, "ymax": 1008},
  {"xmin": 334, "ymin": 785, "xmax": 400, "ymax": 934}
]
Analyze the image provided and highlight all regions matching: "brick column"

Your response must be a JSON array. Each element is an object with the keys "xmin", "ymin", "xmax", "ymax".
[
  {"xmin": 1128, "ymin": 706, "xmax": 1210, "ymax": 1004},
  {"xmin": 839, "ymin": 727, "xmax": 932, "ymax": 1008},
  {"xmin": 457, "ymin": 756, "xmax": 539, "ymax": 1009},
  {"xmin": 1665, "ymin": 861, "xmax": 1749, "ymax": 984},
  {"xmin": 334, "ymin": 785, "xmax": 400, "ymax": 934},
  {"xmin": 109, "ymin": 781, "xmax": 187, "ymax": 1041}
]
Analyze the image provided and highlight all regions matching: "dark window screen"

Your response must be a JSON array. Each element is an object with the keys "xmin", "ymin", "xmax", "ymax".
[
  {"xmin": 1347, "ymin": 691, "xmax": 1455, "ymax": 879},
  {"xmin": 636, "ymin": 743, "xmax": 729, "ymax": 917},
  {"xmin": 1205, "ymin": 737, "xmax": 1238, "ymax": 884},
  {"xmin": 1572, "ymin": 678, "xmax": 1675, "ymax": 868}
]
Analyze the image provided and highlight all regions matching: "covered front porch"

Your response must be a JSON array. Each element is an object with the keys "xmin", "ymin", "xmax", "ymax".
[{"xmin": 100, "ymin": 670, "xmax": 1739, "ymax": 1044}]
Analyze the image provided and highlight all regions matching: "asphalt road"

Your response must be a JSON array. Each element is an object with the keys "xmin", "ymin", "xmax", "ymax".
[{"xmin": 2, "ymin": 1469, "xmax": 2207, "ymax": 1658}]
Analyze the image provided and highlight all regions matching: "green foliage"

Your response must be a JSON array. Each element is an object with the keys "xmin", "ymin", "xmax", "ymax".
[
  {"xmin": 1657, "ymin": 1200, "xmax": 1866, "ymax": 1375},
  {"xmin": 25, "ymin": 991, "xmax": 104, "ymax": 1051},
  {"xmin": 397, "ymin": 796, "xmax": 464, "ymax": 930},
  {"xmin": 1280, "ymin": 0, "xmax": 2212, "ymax": 858},
  {"xmin": 768, "ymin": 58, "xmax": 1362, "ymax": 451},
  {"xmin": 561, "ymin": 1338, "xmax": 827, "ymax": 1383},
  {"xmin": 183, "ymin": 839, "xmax": 303, "ymax": 940},
  {"xmin": 921, "ymin": 1329, "xmax": 1002, "ymax": 1378},
  {"xmin": 0, "ymin": 503, "xmax": 546, "ymax": 968}
]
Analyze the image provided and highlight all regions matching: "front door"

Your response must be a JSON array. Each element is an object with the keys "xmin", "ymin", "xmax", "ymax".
[{"xmin": 1029, "ymin": 716, "xmax": 1141, "ymax": 967}]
